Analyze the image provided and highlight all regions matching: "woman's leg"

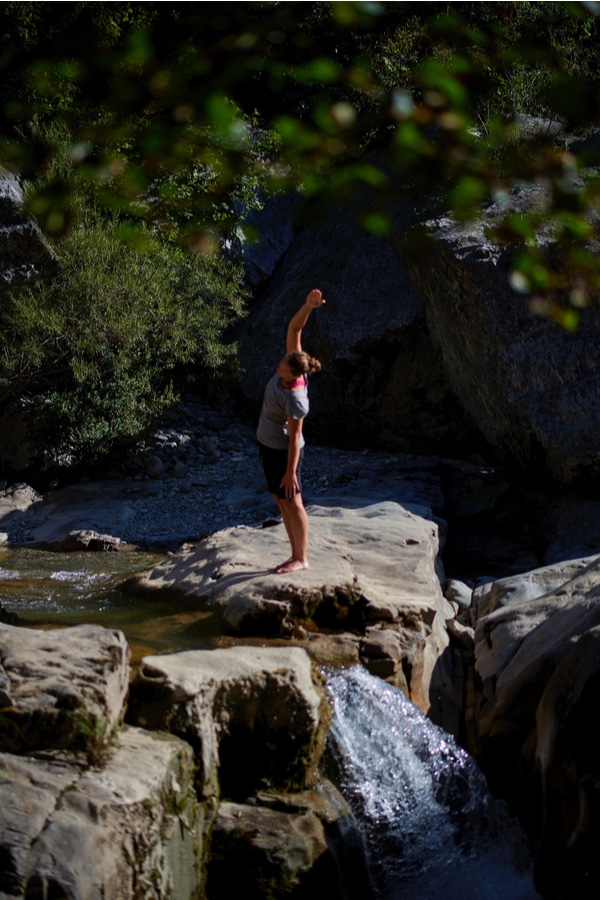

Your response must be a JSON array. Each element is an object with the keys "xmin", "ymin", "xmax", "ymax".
[{"xmin": 273, "ymin": 493, "xmax": 309, "ymax": 573}]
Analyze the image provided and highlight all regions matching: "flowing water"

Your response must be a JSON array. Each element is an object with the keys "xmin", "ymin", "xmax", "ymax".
[
  {"xmin": 326, "ymin": 666, "xmax": 541, "ymax": 900},
  {"xmin": 1, "ymin": 548, "xmax": 541, "ymax": 896},
  {"xmin": 0, "ymin": 546, "xmax": 220, "ymax": 661}
]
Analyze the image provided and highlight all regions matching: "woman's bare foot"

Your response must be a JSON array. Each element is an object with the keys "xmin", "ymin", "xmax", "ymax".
[{"xmin": 274, "ymin": 558, "xmax": 309, "ymax": 574}]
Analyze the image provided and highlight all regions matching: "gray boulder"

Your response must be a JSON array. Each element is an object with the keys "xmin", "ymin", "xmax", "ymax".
[
  {"xmin": 0, "ymin": 623, "xmax": 129, "ymax": 758},
  {"xmin": 0, "ymin": 727, "xmax": 203, "ymax": 900},
  {"xmin": 237, "ymin": 185, "xmax": 479, "ymax": 455},
  {"xmin": 467, "ymin": 555, "xmax": 600, "ymax": 894},
  {"xmin": 128, "ymin": 645, "xmax": 326, "ymax": 801},
  {"xmin": 406, "ymin": 196, "xmax": 600, "ymax": 483}
]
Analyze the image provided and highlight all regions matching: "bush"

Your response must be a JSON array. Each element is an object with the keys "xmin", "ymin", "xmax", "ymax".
[{"xmin": 0, "ymin": 196, "xmax": 248, "ymax": 465}]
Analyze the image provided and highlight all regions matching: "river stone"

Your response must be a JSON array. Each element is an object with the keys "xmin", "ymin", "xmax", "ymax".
[
  {"xmin": 359, "ymin": 623, "xmax": 425, "ymax": 698},
  {"xmin": 406, "ymin": 196, "xmax": 600, "ymax": 484},
  {"xmin": 0, "ymin": 727, "xmax": 203, "ymax": 900},
  {"xmin": 123, "ymin": 501, "xmax": 454, "ymax": 719},
  {"xmin": 467, "ymin": 554, "xmax": 600, "ymax": 890},
  {"xmin": 0, "ymin": 623, "xmax": 129, "ymax": 757},
  {"xmin": 128, "ymin": 645, "xmax": 326, "ymax": 801},
  {"xmin": 49, "ymin": 528, "xmax": 135, "ymax": 551}
]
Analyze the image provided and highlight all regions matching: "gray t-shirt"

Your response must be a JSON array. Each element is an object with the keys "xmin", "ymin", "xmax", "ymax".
[{"xmin": 256, "ymin": 373, "xmax": 309, "ymax": 450}]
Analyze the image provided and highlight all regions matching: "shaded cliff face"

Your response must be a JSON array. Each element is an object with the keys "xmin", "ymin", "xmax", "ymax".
[
  {"xmin": 406, "ymin": 203, "xmax": 600, "ymax": 486},
  {"xmin": 238, "ymin": 181, "xmax": 600, "ymax": 483},
  {"xmin": 466, "ymin": 557, "xmax": 600, "ymax": 897},
  {"xmin": 236, "ymin": 185, "xmax": 486, "ymax": 458}
]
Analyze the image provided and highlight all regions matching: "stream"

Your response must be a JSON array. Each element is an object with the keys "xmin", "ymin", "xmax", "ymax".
[
  {"xmin": 2, "ymin": 547, "xmax": 541, "ymax": 898},
  {"xmin": 0, "ymin": 547, "xmax": 220, "ymax": 662},
  {"xmin": 325, "ymin": 666, "xmax": 541, "ymax": 900}
]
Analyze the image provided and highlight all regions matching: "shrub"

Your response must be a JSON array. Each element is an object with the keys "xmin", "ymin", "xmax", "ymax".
[{"xmin": 0, "ymin": 196, "xmax": 248, "ymax": 465}]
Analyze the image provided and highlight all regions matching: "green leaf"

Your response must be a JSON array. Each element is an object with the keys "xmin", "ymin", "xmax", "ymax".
[{"xmin": 291, "ymin": 58, "xmax": 342, "ymax": 85}]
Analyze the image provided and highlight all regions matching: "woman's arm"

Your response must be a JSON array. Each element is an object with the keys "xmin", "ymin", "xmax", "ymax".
[
  {"xmin": 286, "ymin": 288, "xmax": 326, "ymax": 353},
  {"xmin": 280, "ymin": 417, "xmax": 304, "ymax": 498}
]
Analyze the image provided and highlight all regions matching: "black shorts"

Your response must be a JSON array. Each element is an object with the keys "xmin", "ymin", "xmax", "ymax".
[{"xmin": 259, "ymin": 442, "xmax": 303, "ymax": 499}]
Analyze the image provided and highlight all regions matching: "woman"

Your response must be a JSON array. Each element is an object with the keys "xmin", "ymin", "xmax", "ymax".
[{"xmin": 256, "ymin": 288, "xmax": 326, "ymax": 574}]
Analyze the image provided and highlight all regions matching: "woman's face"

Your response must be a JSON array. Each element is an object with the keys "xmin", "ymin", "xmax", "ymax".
[{"xmin": 277, "ymin": 358, "xmax": 295, "ymax": 385}]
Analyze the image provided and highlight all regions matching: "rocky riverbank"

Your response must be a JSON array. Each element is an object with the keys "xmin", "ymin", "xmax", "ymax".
[{"xmin": 3, "ymin": 394, "xmax": 600, "ymax": 897}]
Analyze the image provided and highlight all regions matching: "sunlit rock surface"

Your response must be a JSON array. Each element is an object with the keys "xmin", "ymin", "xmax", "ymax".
[
  {"xmin": 0, "ymin": 622, "xmax": 129, "ymax": 757},
  {"xmin": 468, "ymin": 555, "xmax": 600, "ymax": 896},
  {"xmin": 0, "ymin": 728, "xmax": 203, "ymax": 900},
  {"xmin": 124, "ymin": 501, "xmax": 455, "ymax": 717}
]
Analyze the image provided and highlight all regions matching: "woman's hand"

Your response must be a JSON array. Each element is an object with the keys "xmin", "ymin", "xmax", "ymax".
[
  {"xmin": 305, "ymin": 289, "xmax": 326, "ymax": 309},
  {"xmin": 280, "ymin": 470, "xmax": 300, "ymax": 499}
]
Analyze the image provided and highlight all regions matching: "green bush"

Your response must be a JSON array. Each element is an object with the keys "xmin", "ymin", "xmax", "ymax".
[{"xmin": 0, "ymin": 195, "xmax": 248, "ymax": 465}]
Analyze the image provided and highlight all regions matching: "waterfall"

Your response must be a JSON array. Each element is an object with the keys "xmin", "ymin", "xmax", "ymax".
[{"xmin": 325, "ymin": 666, "xmax": 540, "ymax": 900}]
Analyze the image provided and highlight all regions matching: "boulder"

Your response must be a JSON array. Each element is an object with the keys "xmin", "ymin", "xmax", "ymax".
[
  {"xmin": 123, "ymin": 501, "xmax": 455, "ymax": 718},
  {"xmin": 208, "ymin": 784, "xmax": 371, "ymax": 900},
  {"xmin": 128, "ymin": 645, "xmax": 327, "ymax": 801},
  {"xmin": 0, "ymin": 623, "xmax": 129, "ymax": 758},
  {"xmin": 406, "ymin": 196, "xmax": 600, "ymax": 484},
  {"xmin": 236, "ymin": 184, "xmax": 481, "ymax": 456},
  {"xmin": 0, "ymin": 167, "xmax": 56, "ymax": 290},
  {"xmin": 48, "ymin": 528, "xmax": 136, "ymax": 552},
  {"xmin": 0, "ymin": 727, "xmax": 204, "ymax": 900},
  {"xmin": 467, "ymin": 555, "xmax": 600, "ymax": 894},
  {"xmin": 222, "ymin": 191, "xmax": 303, "ymax": 288}
]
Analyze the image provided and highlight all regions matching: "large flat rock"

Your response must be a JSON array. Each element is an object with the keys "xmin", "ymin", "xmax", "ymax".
[
  {"xmin": 124, "ymin": 501, "xmax": 454, "ymax": 718},
  {"xmin": 125, "ymin": 501, "xmax": 446, "ymax": 630}
]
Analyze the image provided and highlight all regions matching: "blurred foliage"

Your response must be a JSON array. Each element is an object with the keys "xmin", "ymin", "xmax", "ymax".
[
  {"xmin": 0, "ymin": 3, "xmax": 598, "ymax": 297},
  {"xmin": 1, "ymin": 1, "xmax": 600, "ymax": 464}
]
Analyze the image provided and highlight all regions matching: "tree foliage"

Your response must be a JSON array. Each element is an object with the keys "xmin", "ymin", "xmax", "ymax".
[
  {"xmin": 0, "ymin": 146, "xmax": 248, "ymax": 465},
  {"xmin": 1, "ymin": 4, "xmax": 599, "ymax": 287},
  {"xmin": 1, "ymin": 2, "xmax": 600, "ymax": 464}
]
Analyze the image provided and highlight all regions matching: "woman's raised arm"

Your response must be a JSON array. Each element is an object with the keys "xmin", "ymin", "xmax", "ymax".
[{"xmin": 286, "ymin": 289, "xmax": 326, "ymax": 353}]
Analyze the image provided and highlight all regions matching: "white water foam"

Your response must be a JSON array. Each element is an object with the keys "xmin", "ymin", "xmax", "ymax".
[{"xmin": 326, "ymin": 666, "xmax": 541, "ymax": 900}]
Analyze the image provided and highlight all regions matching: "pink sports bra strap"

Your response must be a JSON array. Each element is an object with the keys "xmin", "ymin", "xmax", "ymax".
[{"xmin": 284, "ymin": 375, "xmax": 307, "ymax": 390}]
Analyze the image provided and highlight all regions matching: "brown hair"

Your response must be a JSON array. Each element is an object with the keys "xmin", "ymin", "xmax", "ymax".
[{"xmin": 285, "ymin": 351, "xmax": 322, "ymax": 376}]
